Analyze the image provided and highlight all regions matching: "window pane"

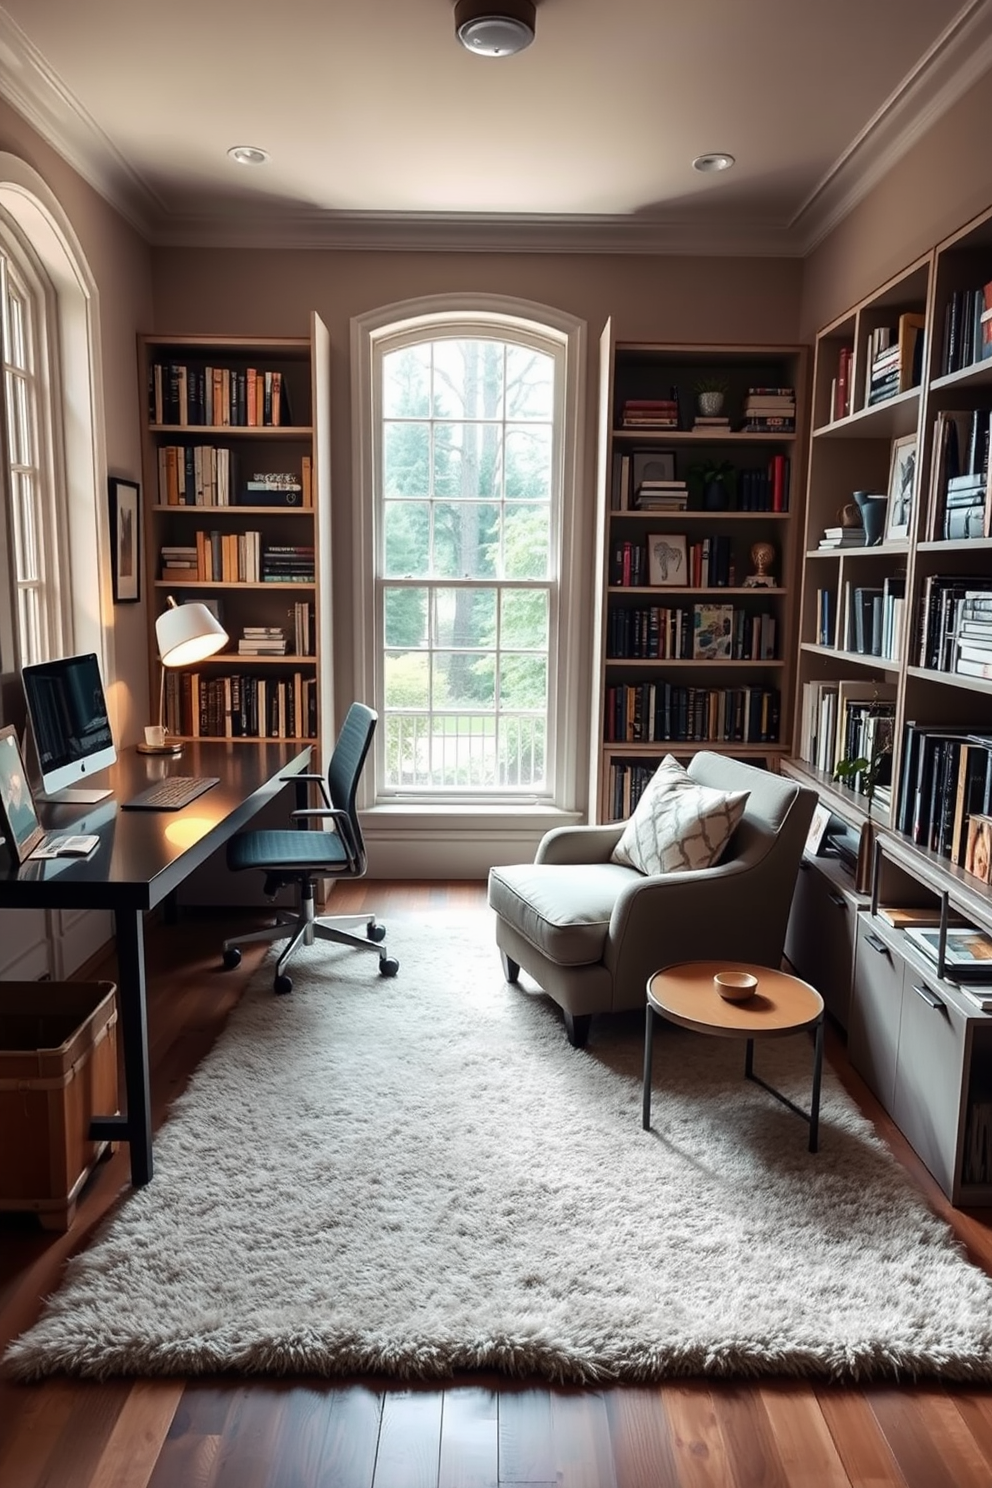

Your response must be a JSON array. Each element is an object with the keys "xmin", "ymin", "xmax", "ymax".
[
  {"xmin": 432, "ymin": 421, "xmax": 500, "ymax": 499},
  {"xmin": 432, "ymin": 339, "xmax": 504, "ymax": 420},
  {"xmin": 501, "ymin": 505, "xmax": 550, "ymax": 579},
  {"xmin": 383, "ymin": 501, "xmax": 430, "ymax": 576},
  {"xmin": 384, "ymin": 586, "xmax": 428, "ymax": 647},
  {"xmin": 505, "ymin": 424, "xmax": 551, "ymax": 500},
  {"xmin": 432, "ymin": 502, "xmax": 499, "ymax": 578},
  {"xmin": 501, "ymin": 589, "xmax": 548, "ymax": 650},
  {"xmin": 499, "ymin": 716, "xmax": 546, "ymax": 788},
  {"xmin": 432, "ymin": 587, "xmax": 496, "ymax": 649},
  {"xmin": 500, "ymin": 654, "xmax": 547, "ymax": 710},
  {"xmin": 12, "ymin": 471, "xmax": 39, "ymax": 581},
  {"xmin": 383, "ymin": 421, "xmax": 430, "ymax": 496},
  {"xmin": 383, "ymin": 650, "xmax": 429, "ymax": 708},
  {"xmin": 505, "ymin": 344, "xmax": 554, "ymax": 419},
  {"xmin": 433, "ymin": 650, "xmax": 495, "ymax": 709},
  {"xmin": 430, "ymin": 713, "xmax": 497, "ymax": 787},
  {"xmin": 382, "ymin": 345, "xmax": 431, "ymax": 418}
]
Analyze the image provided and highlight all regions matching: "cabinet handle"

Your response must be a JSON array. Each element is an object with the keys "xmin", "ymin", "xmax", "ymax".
[
  {"xmin": 828, "ymin": 892, "xmax": 847, "ymax": 909},
  {"xmin": 865, "ymin": 932, "xmax": 890, "ymax": 956},
  {"xmin": 912, "ymin": 982, "xmax": 945, "ymax": 1013}
]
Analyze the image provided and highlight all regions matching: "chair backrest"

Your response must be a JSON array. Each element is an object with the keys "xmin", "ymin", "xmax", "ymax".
[{"xmin": 326, "ymin": 702, "xmax": 377, "ymax": 856}]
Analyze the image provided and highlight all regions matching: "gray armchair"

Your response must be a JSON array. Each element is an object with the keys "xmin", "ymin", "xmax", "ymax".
[{"xmin": 488, "ymin": 752, "xmax": 816, "ymax": 1046}]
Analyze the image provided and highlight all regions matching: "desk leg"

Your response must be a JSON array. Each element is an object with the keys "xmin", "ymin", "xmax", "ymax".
[
  {"xmin": 642, "ymin": 1004, "xmax": 655, "ymax": 1130},
  {"xmin": 115, "ymin": 907, "xmax": 153, "ymax": 1185}
]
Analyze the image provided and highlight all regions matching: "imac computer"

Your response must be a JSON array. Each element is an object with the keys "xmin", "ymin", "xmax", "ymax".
[{"xmin": 21, "ymin": 652, "xmax": 116, "ymax": 803}]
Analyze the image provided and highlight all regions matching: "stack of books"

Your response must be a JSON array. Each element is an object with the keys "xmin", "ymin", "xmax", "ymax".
[
  {"xmin": 692, "ymin": 414, "xmax": 731, "ymax": 433},
  {"xmin": 160, "ymin": 544, "xmax": 198, "ymax": 579},
  {"xmin": 818, "ymin": 526, "xmax": 865, "ymax": 549},
  {"xmin": 261, "ymin": 545, "xmax": 315, "ymax": 583},
  {"xmin": 956, "ymin": 589, "xmax": 992, "ymax": 679},
  {"xmin": 633, "ymin": 479, "xmax": 687, "ymax": 511},
  {"xmin": 236, "ymin": 466, "xmax": 310, "ymax": 507},
  {"xmin": 866, "ymin": 327, "xmax": 900, "ymax": 405},
  {"xmin": 620, "ymin": 396, "xmax": 679, "ymax": 429},
  {"xmin": 741, "ymin": 387, "xmax": 795, "ymax": 433},
  {"xmin": 238, "ymin": 626, "xmax": 288, "ymax": 656}
]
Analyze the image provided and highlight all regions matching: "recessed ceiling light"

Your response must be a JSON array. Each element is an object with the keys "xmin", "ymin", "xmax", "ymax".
[
  {"xmin": 455, "ymin": 0, "xmax": 535, "ymax": 55},
  {"xmin": 692, "ymin": 153, "xmax": 735, "ymax": 173},
  {"xmin": 227, "ymin": 146, "xmax": 269, "ymax": 167}
]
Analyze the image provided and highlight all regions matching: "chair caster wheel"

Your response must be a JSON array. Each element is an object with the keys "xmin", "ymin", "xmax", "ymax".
[
  {"xmin": 222, "ymin": 947, "xmax": 241, "ymax": 970},
  {"xmin": 379, "ymin": 956, "xmax": 399, "ymax": 977},
  {"xmin": 274, "ymin": 974, "xmax": 293, "ymax": 995},
  {"xmin": 367, "ymin": 922, "xmax": 387, "ymax": 943}
]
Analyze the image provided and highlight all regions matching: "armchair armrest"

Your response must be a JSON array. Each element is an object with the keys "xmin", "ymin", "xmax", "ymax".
[{"xmin": 536, "ymin": 823, "xmax": 625, "ymax": 865}]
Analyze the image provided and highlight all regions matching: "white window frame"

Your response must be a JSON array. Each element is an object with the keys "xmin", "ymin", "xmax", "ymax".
[{"xmin": 351, "ymin": 294, "xmax": 588, "ymax": 840}]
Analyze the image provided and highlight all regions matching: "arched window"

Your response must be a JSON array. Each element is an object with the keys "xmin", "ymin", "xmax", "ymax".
[{"xmin": 352, "ymin": 296, "xmax": 587, "ymax": 817}]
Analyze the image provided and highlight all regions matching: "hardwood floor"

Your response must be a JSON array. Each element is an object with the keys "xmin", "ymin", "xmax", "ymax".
[{"xmin": 2, "ymin": 880, "xmax": 992, "ymax": 1487}]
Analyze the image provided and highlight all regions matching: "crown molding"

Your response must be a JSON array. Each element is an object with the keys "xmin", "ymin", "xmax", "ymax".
[
  {"xmin": 794, "ymin": 0, "xmax": 992, "ymax": 252},
  {"xmin": 0, "ymin": 2, "xmax": 989, "ymax": 258}
]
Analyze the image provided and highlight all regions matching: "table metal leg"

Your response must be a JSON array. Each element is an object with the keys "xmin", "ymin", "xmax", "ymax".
[
  {"xmin": 89, "ymin": 907, "xmax": 153, "ymax": 1185},
  {"xmin": 642, "ymin": 1003, "xmax": 655, "ymax": 1129},
  {"xmin": 809, "ymin": 1017, "xmax": 824, "ymax": 1154}
]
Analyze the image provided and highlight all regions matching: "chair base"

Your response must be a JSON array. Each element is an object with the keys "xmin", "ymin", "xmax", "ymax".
[{"xmin": 222, "ymin": 898, "xmax": 398, "ymax": 991}]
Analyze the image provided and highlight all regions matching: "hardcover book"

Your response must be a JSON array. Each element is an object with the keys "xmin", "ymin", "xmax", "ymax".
[{"xmin": 905, "ymin": 926, "xmax": 992, "ymax": 980}]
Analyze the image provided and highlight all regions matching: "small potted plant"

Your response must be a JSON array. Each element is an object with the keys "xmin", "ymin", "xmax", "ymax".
[
  {"xmin": 833, "ymin": 713, "xmax": 893, "ymax": 892},
  {"xmin": 693, "ymin": 375, "xmax": 729, "ymax": 418},
  {"xmin": 688, "ymin": 458, "xmax": 737, "ymax": 511}
]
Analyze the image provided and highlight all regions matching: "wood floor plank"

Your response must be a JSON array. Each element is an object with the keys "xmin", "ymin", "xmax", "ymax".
[
  {"xmin": 758, "ymin": 1383, "xmax": 851, "ymax": 1487},
  {"xmin": 86, "ymin": 1380, "xmax": 184, "ymax": 1488},
  {"xmin": 602, "ymin": 1387, "xmax": 680, "ymax": 1488},
  {"xmin": 373, "ymin": 1389, "xmax": 444, "ymax": 1488},
  {"xmin": 272, "ymin": 1384, "xmax": 381, "ymax": 1488},
  {"xmin": 549, "ymin": 1389, "xmax": 618, "ymax": 1488},
  {"xmin": 814, "ymin": 1389, "xmax": 908, "ymax": 1488},
  {"xmin": 869, "ymin": 1387, "xmax": 992, "ymax": 1488},
  {"xmin": 495, "ymin": 1387, "xmax": 555, "ymax": 1483},
  {"xmin": 709, "ymin": 1385, "xmax": 789, "ymax": 1488},
  {"xmin": 208, "ymin": 1384, "xmax": 293, "ymax": 1488},
  {"xmin": 0, "ymin": 1378, "xmax": 80, "ymax": 1488},
  {"xmin": 950, "ymin": 1389, "xmax": 992, "ymax": 1463},
  {"xmin": 662, "ymin": 1386, "xmax": 734, "ymax": 1488},
  {"xmin": 31, "ymin": 1380, "xmax": 134, "ymax": 1488},
  {"xmin": 438, "ymin": 1386, "xmax": 498, "ymax": 1488}
]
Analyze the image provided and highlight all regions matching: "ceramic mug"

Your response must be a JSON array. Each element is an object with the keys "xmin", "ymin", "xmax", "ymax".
[{"xmin": 144, "ymin": 724, "xmax": 167, "ymax": 748}]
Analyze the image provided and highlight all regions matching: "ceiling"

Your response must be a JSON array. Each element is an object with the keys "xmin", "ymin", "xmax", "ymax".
[{"xmin": 0, "ymin": 0, "xmax": 990, "ymax": 254}]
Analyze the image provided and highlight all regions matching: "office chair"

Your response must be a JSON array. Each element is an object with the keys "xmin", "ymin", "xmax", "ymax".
[{"xmin": 220, "ymin": 701, "xmax": 398, "ymax": 993}]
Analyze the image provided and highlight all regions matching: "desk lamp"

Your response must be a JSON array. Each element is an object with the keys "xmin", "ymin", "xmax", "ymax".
[{"xmin": 138, "ymin": 597, "xmax": 229, "ymax": 755}]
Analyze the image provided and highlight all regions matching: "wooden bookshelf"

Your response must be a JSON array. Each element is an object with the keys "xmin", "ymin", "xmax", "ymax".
[{"xmin": 137, "ymin": 316, "xmax": 334, "ymax": 755}]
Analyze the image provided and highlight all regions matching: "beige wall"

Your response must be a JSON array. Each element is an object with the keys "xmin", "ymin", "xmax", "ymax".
[
  {"xmin": 801, "ymin": 67, "xmax": 992, "ymax": 337},
  {"xmin": 151, "ymin": 249, "xmax": 803, "ymax": 722},
  {"xmin": 0, "ymin": 98, "xmax": 153, "ymax": 742}
]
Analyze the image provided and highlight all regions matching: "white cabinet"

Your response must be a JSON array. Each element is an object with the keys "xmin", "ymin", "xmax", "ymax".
[{"xmin": 785, "ymin": 852, "xmax": 866, "ymax": 1029}]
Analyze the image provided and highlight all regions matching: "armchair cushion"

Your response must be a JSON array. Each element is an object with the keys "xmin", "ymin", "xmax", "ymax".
[
  {"xmin": 610, "ymin": 754, "xmax": 749, "ymax": 876},
  {"xmin": 488, "ymin": 861, "xmax": 640, "ymax": 966}
]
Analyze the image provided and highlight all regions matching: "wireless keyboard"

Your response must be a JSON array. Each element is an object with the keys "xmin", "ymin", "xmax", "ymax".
[{"xmin": 122, "ymin": 775, "xmax": 220, "ymax": 811}]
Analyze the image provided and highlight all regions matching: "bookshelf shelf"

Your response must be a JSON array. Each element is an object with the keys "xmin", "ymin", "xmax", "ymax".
[
  {"xmin": 139, "ymin": 314, "xmax": 333, "ymax": 753},
  {"xmin": 592, "ymin": 331, "xmax": 808, "ymax": 820}
]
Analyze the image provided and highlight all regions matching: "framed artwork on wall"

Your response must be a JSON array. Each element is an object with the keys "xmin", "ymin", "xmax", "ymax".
[{"xmin": 109, "ymin": 477, "xmax": 141, "ymax": 603}]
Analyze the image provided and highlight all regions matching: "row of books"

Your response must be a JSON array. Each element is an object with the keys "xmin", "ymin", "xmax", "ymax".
[
  {"xmin": 605, "ymin": 753, "xmax": 769, "ymax": 822},
  {"xmin": 864, "ymin": 314, "xmax": 925, "ymax": 406},
  {"xmin": 160, "ymin": 534, "xmax": 315, "ymax": 584},
  {"xmin": 918, "ymin": 577, "xmax": 992, "ymax": 672},
  {"xmin": 236, "ymin": 607, "xmax": 314, "ymax": 657},
  {"xmin": 940, "ymin": 283, "xmax": 992, "ymax": 377},
  {"xmin": 895, "ymin": 724, "xmax": 992, "ymax": 868},
  {"xmin": 162, "ymin": 670, "xmax": 318, "ymax": 741},
  {"xmin": 610, "ymin": 453, "xmax": 790, "ymax": 512},
  {"xmin": 610, "ymin": 534, "xmax": 743, "ymax": 588},
  {"xmin": 797, "ymin": 679, "xmax": 896, "ymax": 785},
  {"xmin": 924, "ymin": 408, "xmax": 992, "ymax": 541},
  {"xmin": 157, "ymin": 448, "xmax": 313, "ymax": 508},
  {"xmin": 606, "ymin": 603, "xmax": 776, "ymax": 660},
  {"xmin": 149, "ymin": 363, "xmax": 294, "ymax": 427},
  {"xmin": 604, "ymin": 683, "xmax": 780, "ymax": 745},
  {"xmin": 832, "ymin": 576, "xmax": 906, "ymax": 660}
]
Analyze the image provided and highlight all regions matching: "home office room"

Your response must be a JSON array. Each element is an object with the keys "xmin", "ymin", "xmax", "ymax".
[{"xmin": 5, "ymin": 1, "xmax": 992, "ymax": 1483}]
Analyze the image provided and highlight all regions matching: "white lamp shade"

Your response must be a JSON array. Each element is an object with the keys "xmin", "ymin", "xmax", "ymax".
[{"xmin": 155, "ymin": 601, "xmax": 228, "ymax": 667}]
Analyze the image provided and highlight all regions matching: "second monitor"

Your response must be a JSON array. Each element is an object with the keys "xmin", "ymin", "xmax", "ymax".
[{"xmin": 22, "ymin": 651, "xmax": 116, "ymax": 803}]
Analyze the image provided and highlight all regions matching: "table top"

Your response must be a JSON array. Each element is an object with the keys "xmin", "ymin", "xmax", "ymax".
[
  {"xmin": 647, "ymin": 960, "xmax": 824, "ymax": 1039},
  {"xmin": 0, "ymin": 739, "xmax": 311, "ymax": 912}
]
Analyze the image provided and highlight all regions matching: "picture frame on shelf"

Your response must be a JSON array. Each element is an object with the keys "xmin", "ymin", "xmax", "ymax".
[
  {"xmin": 884, "ymin": 433, "xmax": 917, "ymax": 542},
  {"xmin": 109, "ymin": 477, "xmax": 141, "ymax": 603},
  {"xmin": 632, "ymin": 450, "xmax": 677, "ymax": 488},
  {"xmin": 804, "ymin": 801, "xmax": 833, "ymax": 857},
  {"xmin": 647, "ymin": 533, "xmax": 688, "ymax": 587}
]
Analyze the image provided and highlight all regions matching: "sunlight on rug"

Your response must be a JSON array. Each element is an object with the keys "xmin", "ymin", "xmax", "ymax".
[{"xmin": 6, "ymin": 917, "xmax": 992, "ymax": 1383}]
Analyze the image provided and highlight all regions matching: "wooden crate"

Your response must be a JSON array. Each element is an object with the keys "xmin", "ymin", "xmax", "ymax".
[{"xmin": 0, "ymin": 981, "xmax": 118, "ymax": 1230}]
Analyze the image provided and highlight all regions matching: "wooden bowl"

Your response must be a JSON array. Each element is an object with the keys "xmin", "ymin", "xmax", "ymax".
[{"xmin": 713, "ymin": 970, "xmax": 758, "ymax": 1002}]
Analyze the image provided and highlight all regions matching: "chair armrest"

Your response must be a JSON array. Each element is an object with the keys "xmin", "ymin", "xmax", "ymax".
[
  {"xmin": 536, "ymin": 823, "xmax": 624, "ymax": 865},
  {"xmin": 283, "ymin": 772, "xmax": 331, "ymax": 807},
  {"xmin": 290, "ymin": 806, "xmax": 361, "ymax": 868}
]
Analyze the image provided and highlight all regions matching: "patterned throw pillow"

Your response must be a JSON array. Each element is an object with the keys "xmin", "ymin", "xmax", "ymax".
[{"xmin": 611, "ymin": 755, "xmax": 749, "ymax": 876}]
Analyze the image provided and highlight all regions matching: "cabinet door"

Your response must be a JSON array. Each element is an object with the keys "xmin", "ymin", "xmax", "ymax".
[
  {"xmin": 784, "ymin": 858, "xmax": 858, "ymax": 1029},
  {"xmin": 891, "ymin": 970, "xmax": 967, "ymax": 1198},
  {"xmin": 848, "ymin": 918, "xmax": 903, "ymax": 1111}
]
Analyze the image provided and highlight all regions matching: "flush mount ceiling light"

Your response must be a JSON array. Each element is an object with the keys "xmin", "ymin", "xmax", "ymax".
[
  {"xmin": 692, "ymin": 153, "xmax": 735, "ymax": 173},
  {"xmin": 455, "ymin": 0, "xmax": 535, "ymax": 55},
  {"xmin": 227, "ymin": 145, "xmax": 269, "ymax": 166}
]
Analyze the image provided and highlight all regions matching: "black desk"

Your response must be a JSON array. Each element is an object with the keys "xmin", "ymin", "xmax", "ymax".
[{"xmin": 0, "ymin": 739, "xmax": 311, "ymax": 1185}]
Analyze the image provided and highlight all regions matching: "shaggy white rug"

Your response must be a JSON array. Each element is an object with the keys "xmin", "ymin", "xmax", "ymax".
[{"xmin": 7, "ymin": 916, "xmax": 992, "ymax": 1384}]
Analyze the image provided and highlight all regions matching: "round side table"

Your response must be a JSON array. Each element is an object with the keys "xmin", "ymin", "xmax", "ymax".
[{"xmin": 642, "ymin": 960, "xmax": 825, "ymax": 1152}]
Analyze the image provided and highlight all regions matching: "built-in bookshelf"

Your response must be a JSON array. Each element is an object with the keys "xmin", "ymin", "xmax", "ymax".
[
  {"xmin": 591, "ymin": 331, "xmax": 808, "ymax": 821},
  {"xmin": 138, "ymin": 316, "xmax": 334, "ymax": 757}
]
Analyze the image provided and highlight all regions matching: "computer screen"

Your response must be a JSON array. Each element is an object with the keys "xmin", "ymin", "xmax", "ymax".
[{"xmin": 21, "ymin": 652, "xmax": 116, "ymax": 802}]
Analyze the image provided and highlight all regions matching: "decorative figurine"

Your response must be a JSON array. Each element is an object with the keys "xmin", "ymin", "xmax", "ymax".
[{"xmin": 744, "ymin": 540, "xmax": 777, "ymax": 588}]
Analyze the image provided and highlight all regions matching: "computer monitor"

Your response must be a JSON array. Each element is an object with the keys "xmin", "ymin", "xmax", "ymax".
[{"xmin": 21, "ymin": 651, "xmax": 116, "ymax": 803}]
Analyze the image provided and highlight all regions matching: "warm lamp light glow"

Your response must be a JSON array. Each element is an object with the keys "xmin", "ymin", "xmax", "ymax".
[{"xmin": 164, "ymin": 816, "xmax": 215, "ymax": 849}]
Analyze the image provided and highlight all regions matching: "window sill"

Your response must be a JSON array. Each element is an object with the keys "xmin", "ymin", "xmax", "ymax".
[{"xmin": 361, "ymin": 803, "xmax": 583, "ymax": 834}]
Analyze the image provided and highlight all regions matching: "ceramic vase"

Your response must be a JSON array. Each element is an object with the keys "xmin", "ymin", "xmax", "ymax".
[
  {"xmin": 853, "ymin": 490, "xmax": 888, "ymax": 546},
  {"xmin": 697, "ymin": 391, "xmax": 724, "ymax": 417}
]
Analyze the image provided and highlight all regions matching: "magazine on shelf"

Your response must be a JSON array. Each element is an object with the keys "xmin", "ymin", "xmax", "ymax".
[{"xmin": 904, "ymin": 926, "xmax": 992, "ymax": 980}]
